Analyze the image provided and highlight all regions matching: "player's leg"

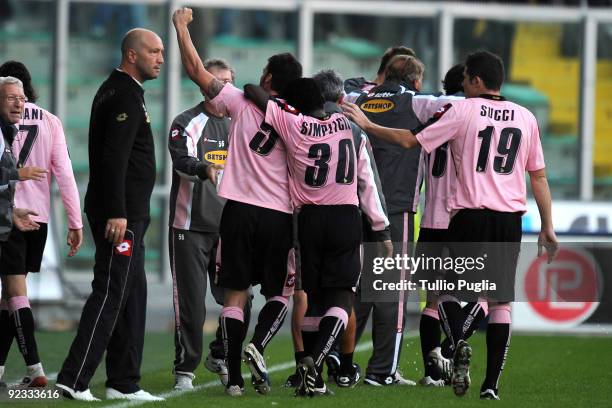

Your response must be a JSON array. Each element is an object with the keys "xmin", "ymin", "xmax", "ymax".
[
  {"xmin": 204, "ymin": 238, "xmax": 232, "ymax": 386},
  {"xmin": 479, "ymin": 211, "xmax": 521, "ymax": 400},
  {"xmin": 416, "ymin": 228, "xmax": 450, "ymax": 386},
  {"xmin": 364, "ymin": 212, "xmax": 414, "ymax": 387},
  {"xmin": 0, "ymin": 295, "xmax": 11, "ymax": 386},
  {"xmin": 440, "ymin": 298, "xmax": 489, "ymax": 359},
  {"xmin": 297, "ymin": 205, "xmax": 361, "ymax": 396},
  {"xmin": 105, "ymin": 220, "xmax": 162, "ymax": 401},
  {"xmin": 335, "ymin": 305, "xmax": 360, "ymax": 387},
  {"xmin": 480, "ymin": 302, "xmax": 511, "ymax": 400},
  {"xmin": 0, "ymin": 226, "xmax": 47, "ymax": 387},
  {"xmin": 285, "ymin": 289, "xmax": 307, "ymax": 388},
  {"xmin": 169, "ymin": 228, "xmax": 212, "ymax": 390},
  {"xmin": 56, "ymin": 220, "xmax": 135, "ymax": 400},
  {"xmin": 419, "ymin": 300, "xmax": 445, "ymax": 386},
  {"xmin": 216, "ymin": 201, "xmax": 259, "ymax": 395},
  {"xmin": 1, "ymin": 275, "xmax": 45, "ymax": 386},
  {"xmin": 243, "ymin": 207, "xmax": 293, "ymax": 394}
]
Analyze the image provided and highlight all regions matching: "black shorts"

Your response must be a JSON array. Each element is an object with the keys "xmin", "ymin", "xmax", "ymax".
[
  {"xmin": 218, "ymin": 200, "xmax": 293, "ymax": 297},
  {"xmin": 298, "ymin": 205, "xmax": 362, "ymax": 294},
  {"xmin": 0, "ymin": 223, "xmax": 48, "ymax": 275},
  {"xmin": 447, "ymin": 209, "xmax": 522, "ymax": 302},
  {"xmin": 413, "ymin": 227, "xmax": 451, "ymax": 284}
]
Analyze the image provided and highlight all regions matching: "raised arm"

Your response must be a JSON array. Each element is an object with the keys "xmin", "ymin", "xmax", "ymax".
[
  {"xmin": 172, "ymin": 8, "xmax": 224, "ymax": 99},
  {"xmin": 243, "ymin": 84, "xmax": 269, "ymax": 112},
  {"xmin": 529, "ymin": 168, "xmax": 558, "ymax": 263},
  {"xmin": 342, "ymin": 101, "xmax": 419, "ymax": 149}
]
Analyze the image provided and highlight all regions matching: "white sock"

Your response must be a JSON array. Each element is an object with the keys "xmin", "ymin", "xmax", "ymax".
[{"xmin": 27, "ymin": 363, "xmax": 44, "ymax": 378}]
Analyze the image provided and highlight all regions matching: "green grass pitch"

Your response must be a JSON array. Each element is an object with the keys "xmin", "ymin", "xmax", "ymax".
[{"xmin": 2, "ymin": 331, "xmax": 611, "ymax": 407}]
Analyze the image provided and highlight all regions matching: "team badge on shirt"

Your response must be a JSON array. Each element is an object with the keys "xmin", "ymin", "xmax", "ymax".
[{"xmin": 116, "ymin": 113, "xmax": 128, "ymax": 122}]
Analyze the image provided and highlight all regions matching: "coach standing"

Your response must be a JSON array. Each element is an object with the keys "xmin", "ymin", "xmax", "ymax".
[{"xmin": 56, "ymin": 29, "xmax": 164, "ymax": 402}]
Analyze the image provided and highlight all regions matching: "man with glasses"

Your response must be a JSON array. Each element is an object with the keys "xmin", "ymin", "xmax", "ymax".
[{"xmin": 0, "ymin": 76, "xmax": 45, "ymax": 388}]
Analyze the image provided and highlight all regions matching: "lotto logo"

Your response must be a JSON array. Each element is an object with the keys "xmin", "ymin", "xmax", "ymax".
[
  {"xmin": 114, "ymin": 240, "xmax": 133, "ymax": 257},
  {"xmin": 286, "ymin": 274, "xmax": 296, "ymax": 288},
  {"xmin": 524, "ymin": 248, "xmax": 601, "ymax": 324},
  {"xmin": 170, "ymin": 128, "xmax": 181, "ymax": 141}
]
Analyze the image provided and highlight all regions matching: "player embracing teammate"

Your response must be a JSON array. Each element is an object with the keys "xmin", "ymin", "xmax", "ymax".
[{"xmin": 343, "ymin": 51, "xmax": 558, "ymax": 400}]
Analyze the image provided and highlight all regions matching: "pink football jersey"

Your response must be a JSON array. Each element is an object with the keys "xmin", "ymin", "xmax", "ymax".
[
  {"xmin": 13, "ymin": 102, "xmax": 82, "ymax": 229},
  {"xmin": 209, "ymin": 84, "xmax": 292, "ymax": 214},
  {"xmin": 412, "ymin": 94, "xmax": 464, "ymax": 229},
  {"xmin": 265, "ymin": 99, "xmax": 359, "ymax": 207},
  {"xmin": 415, "ymin": 95, "xmax": 545, "ymax": 214}
]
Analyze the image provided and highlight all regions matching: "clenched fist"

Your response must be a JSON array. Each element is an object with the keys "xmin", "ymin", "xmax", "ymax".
[{"xmin": 172, "ymin": 7, "xmax": 193, "ymax": 27}]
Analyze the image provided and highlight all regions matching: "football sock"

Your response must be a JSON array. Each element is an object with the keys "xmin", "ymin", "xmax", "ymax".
[
  {"xmin": 0, "ymin": 300, "xmax": 13, "ymax": 366},
  {"xmin": 419, "ymin": 307, "xmax": 441, "ymax": 378},
  {"xmin": 339, "ymin": 352, "xmax": 354, "ymax": 374},
  {"xmin": 9, "ymin": 297, "xmax": 40, "ymax": 366},
  {"xmin": 462, "ymin": 300, "xmax": 489, "ymax": 339},
  {"xmin": 220, "ymin": 307, "xmax": 245, "ymax": 387},
  {"xmin": 482, "ymin": 305, "xmax": 512, "ymax": 392},
  {"xmin": 312, "ymin": 307, "xmax": 348, "ymax": 372},
  {"xmin": 438, "ymin": 296, "xmax": 464, "ymax": 350},
  {"xmin": 250, "ymin": 296, "xmax": 288, "ymax": 353}
]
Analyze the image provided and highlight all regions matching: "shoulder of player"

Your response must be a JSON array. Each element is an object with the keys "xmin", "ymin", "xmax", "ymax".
[
  {"xmin": 172, "ymin": 102, "xmax": 208, "ymax": 125},
  {"xmin": 510, "ymin": 101, "xmax": 538, "ymax": 122},
  {"xmin": 269, "ymin": 97, "xmax": 301, "ymax": 116},
  {"xmin": 413, "ymin": 92, "xmax": 464, "ymax": 101}
]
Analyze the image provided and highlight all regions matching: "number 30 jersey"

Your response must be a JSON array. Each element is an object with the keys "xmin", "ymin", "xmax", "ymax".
[
  {"xmin": 415, "ymin": 95, "xmax": 545, "ymax": 214},
  {"xmin": 265, "ymin": 99, "xmax": 389, "ymax": 233},
  {"xmin": 210, "ymin": 84, "xmax": 292, "ymax": 214}
]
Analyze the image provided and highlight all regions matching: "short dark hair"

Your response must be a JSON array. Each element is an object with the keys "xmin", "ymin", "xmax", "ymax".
[
  {"xmin": 465, "ymin": 51, "xmax": 504, "ymax": 91},
  {"xmin": 312, "ymin": 69, "xmax": 344, "ymax": 103},
  {"xmin": 284, "ymin": 78, "xmax": 324, "ymax": 115},
  {"xmin": 266, "ymin": 53, "xmax": 302, "ymax": 97},
  {"xmin": 442, "ymin": 63, "xmax": 465, "ymax": 95},
  {"xmin": 377, "ymin": 46, "xmax": 416, "ymax": 75},
  {"xmin": 0, "ymin": 60, "xmax": 37, "ymax": 103},
  {"xmin": 384, "ymin": 55, "xmax": 424, "ymax": 85}
]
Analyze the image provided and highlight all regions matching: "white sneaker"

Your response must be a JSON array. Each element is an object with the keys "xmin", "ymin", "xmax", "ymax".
[
  {"xmin": 55, "ymin": 383, "xmax": 101, "ymax": 401},
  {"xmin": 174, "ymin": 373, "xmax": 194, "ymax": 390},
  {"xmin": 419, "ymin": 376, "xmax": 446, "ymax": 387},
  {"xmin": 225, "ymin": 384, "xmax": 244, "ymax": 397},
  {"xmin": 204, "ymin": 354, "xmax": 228, "ymax": 386},
  {"xmin": 106, "ymin": 388, "xmax": 165, "ymax": 401},
  {"xmin": 393, "ymin": 371, "xmax": 417, "ymax": 386}
]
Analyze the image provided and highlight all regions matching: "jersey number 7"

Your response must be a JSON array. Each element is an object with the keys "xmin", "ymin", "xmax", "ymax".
[{"xmin": 17, "ymin": 124, "xmax": 39, "ymax": 167}]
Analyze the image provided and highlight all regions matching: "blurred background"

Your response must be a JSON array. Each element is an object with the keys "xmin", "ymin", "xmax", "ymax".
[{"xmin": 0, "ymin": 0, "xmax": 611, "ymax": 334}]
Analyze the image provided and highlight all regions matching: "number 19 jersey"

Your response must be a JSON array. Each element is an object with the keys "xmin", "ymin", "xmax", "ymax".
[
  {"xmin": 415, "ymin": 95, "xmax": 545, "ymax": 214},
  {"xmin": 265, "ymin": 99, "xmax": 358, "ymax": 207}
]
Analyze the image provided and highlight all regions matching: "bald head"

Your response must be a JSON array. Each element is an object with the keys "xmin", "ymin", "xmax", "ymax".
[
  {"xmin": 121, "ymin": 28, "xmax": 160, "ymax": 58},
  {"xmin": 119, "ymin": 28, "xmax": 164, "ymax": 83}
]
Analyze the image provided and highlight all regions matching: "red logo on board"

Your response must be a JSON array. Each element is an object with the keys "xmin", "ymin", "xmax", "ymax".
[{"xmin": 524, "ymin": 248, "xmax": 600, "ymax": 323}]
